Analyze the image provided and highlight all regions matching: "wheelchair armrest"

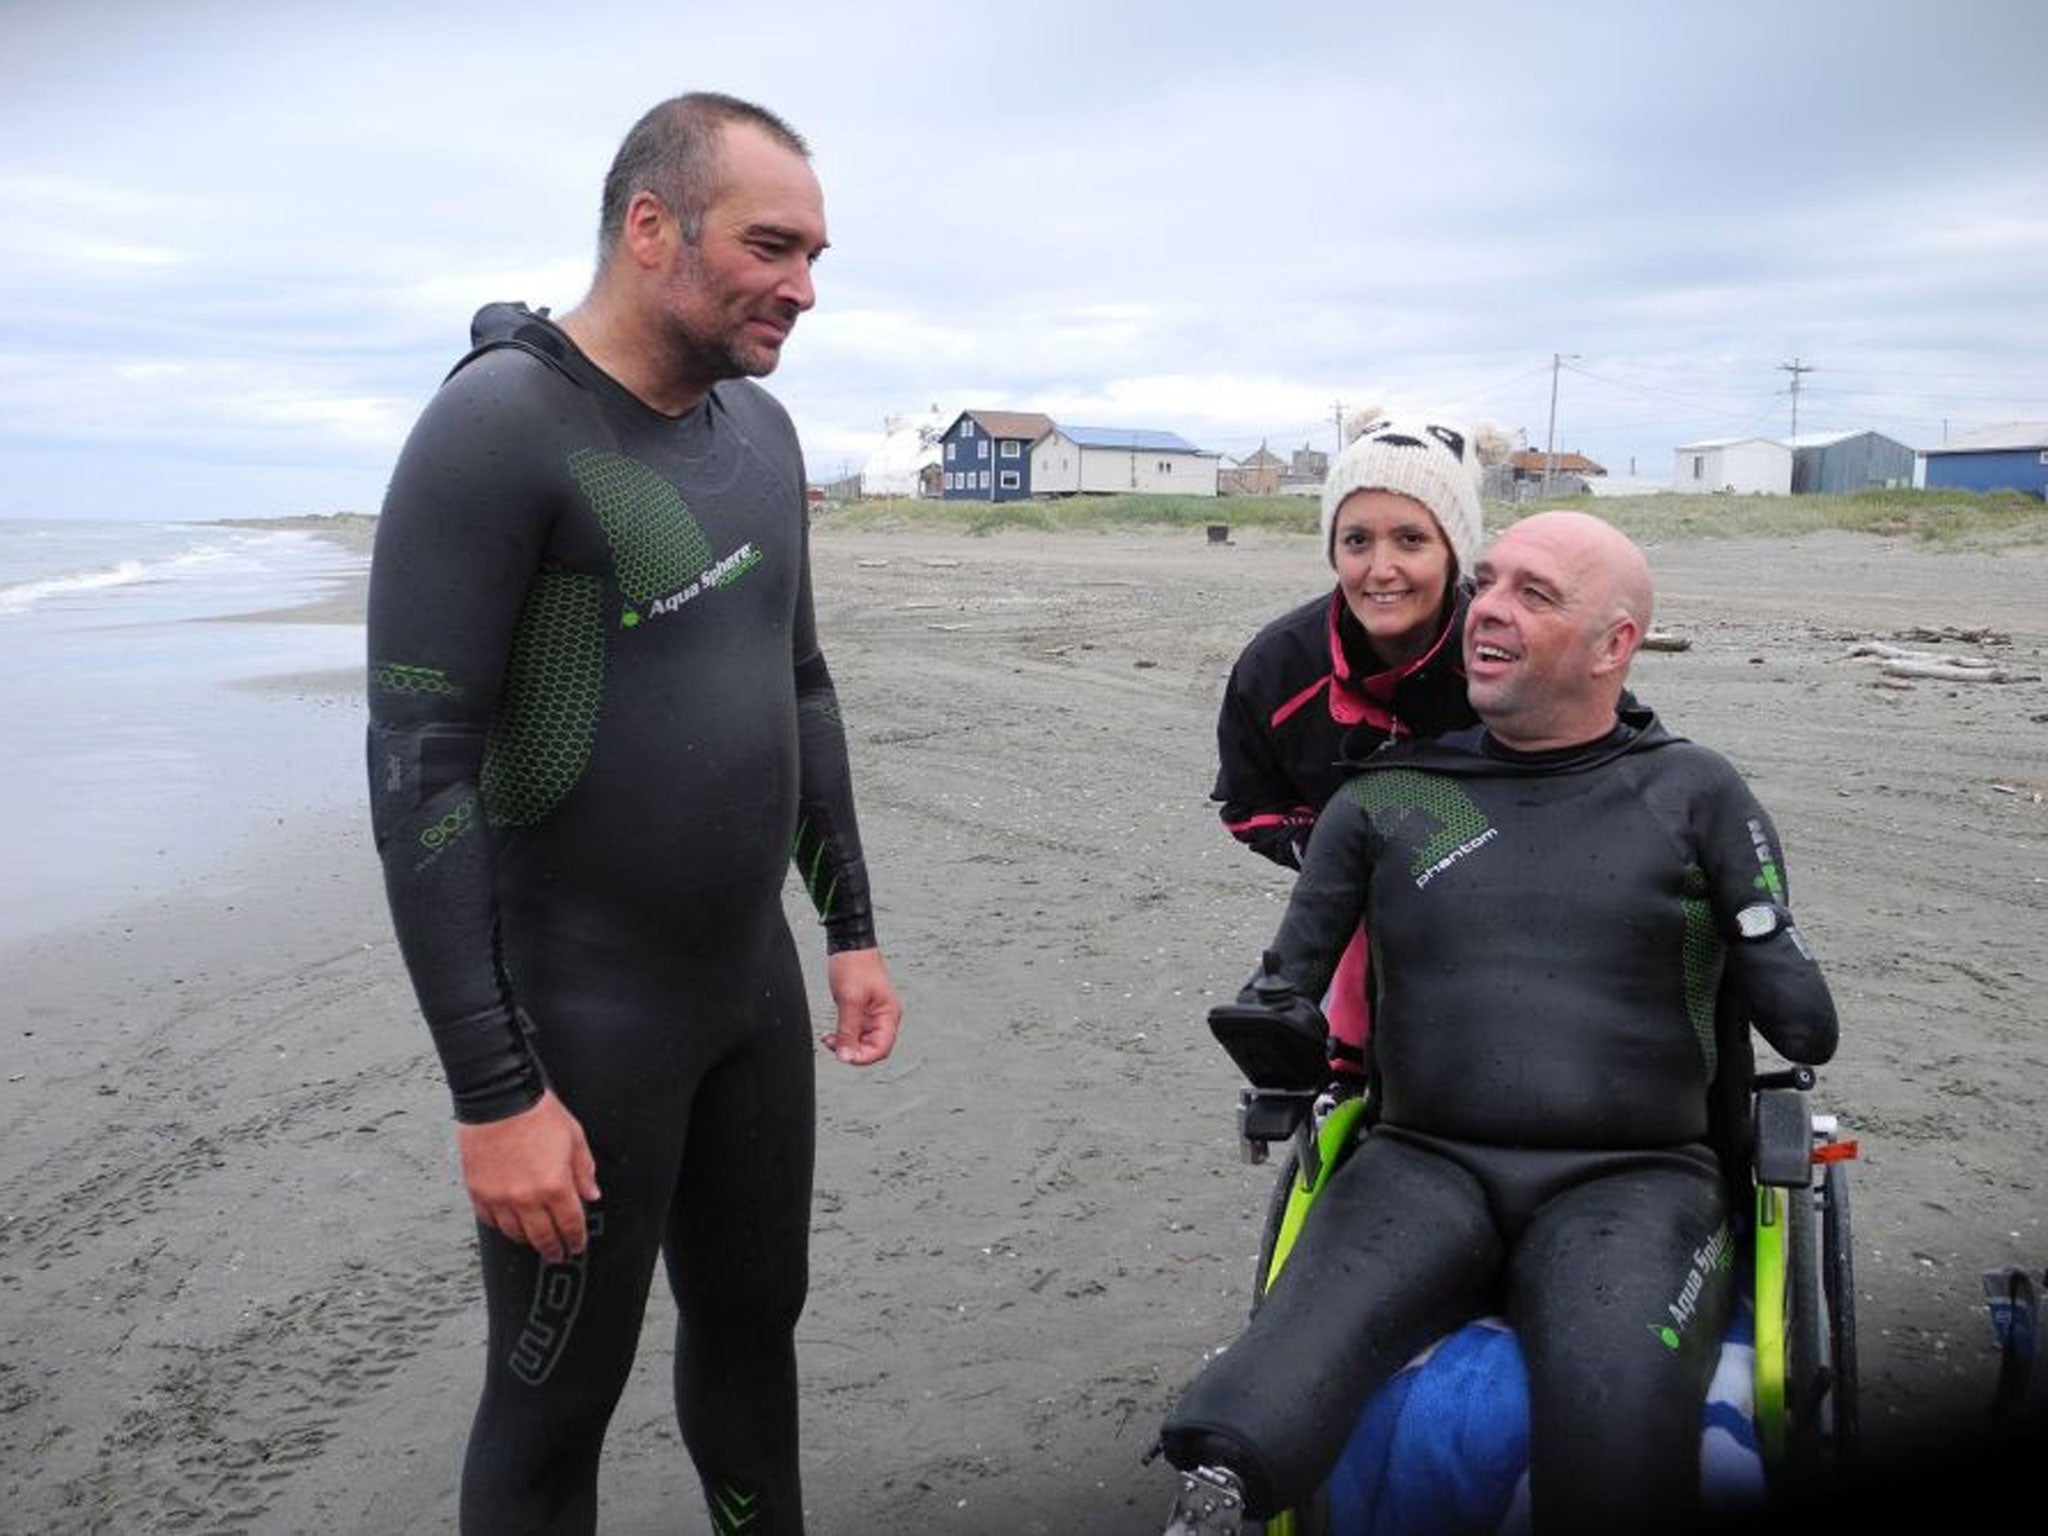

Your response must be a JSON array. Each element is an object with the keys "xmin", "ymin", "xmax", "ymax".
[
  {"xmin": 1207, "ymin": 1000, "xmax": 1327, "ymax": 1091},
  {"xmin": 1753, "ymin": 1086, "xmax": 1813, "ymax": 1187}
]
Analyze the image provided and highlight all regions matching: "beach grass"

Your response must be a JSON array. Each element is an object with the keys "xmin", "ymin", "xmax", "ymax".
[
  {"xmin": 820, "ymin": 493, "xmax": 1318, "ymax": 537},
  {"xmin": 1500, "ymin": 487, "xmax": 2048, "ymax": 548},
  {"xmin": 821, "ymin": 487, "xmax": 2048, "ymax": 549},
  {"xmin": 240, "ymin": 490, "xmax": 2048, "ymax": 554}
]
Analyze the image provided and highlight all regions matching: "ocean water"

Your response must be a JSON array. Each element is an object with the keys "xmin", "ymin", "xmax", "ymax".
[{"xmin": 0, "ymin": 519, "xmax": 371, "ymax": 945}]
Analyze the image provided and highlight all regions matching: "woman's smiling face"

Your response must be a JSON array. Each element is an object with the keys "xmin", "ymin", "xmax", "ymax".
[{"xmin": 1330, "ymin": 489, "xmax": 1454, "ymax": 667}]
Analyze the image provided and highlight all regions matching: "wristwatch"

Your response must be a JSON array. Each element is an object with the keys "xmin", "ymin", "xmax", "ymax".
[{"xmin": 1731, "ymin": 900, "xmax": 1794, "ymax": 942}]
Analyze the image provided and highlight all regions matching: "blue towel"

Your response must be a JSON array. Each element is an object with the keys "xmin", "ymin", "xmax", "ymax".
[{"xmin": 1324, "ymin": 1306, "xmax": 1765, "ymax": 1536}]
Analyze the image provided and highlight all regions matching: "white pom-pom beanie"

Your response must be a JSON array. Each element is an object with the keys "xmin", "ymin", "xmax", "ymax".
[{"xmin": 1319, "ymin": 408, "xmax": 1511, "ymax": 574}]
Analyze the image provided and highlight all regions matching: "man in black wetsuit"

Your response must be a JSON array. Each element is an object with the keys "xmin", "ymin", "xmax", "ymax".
[
  {"xmin": 366, "ymin": 93, "xmax": 901, "ymax": 1535},
  {"xmin": 1159, "ymin": 511, "xmax": 1838, "ymax": 1535}
]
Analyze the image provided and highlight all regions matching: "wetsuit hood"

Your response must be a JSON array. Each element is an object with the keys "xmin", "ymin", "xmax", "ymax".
[
  {"xmin": 1364, "ymin": 697, "xmax": 1671, "ymax": 778},
  {"xmin": 451, "ymin": 301, "xmax": 583, "ymax": 386}
]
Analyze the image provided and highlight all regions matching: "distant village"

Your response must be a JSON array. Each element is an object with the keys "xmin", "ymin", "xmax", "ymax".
[{"xmin": 832, "ymin": 408, "xmax": 2048, "ymax": 505}]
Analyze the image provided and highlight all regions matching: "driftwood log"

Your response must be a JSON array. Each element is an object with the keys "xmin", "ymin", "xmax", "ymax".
[
  {"xmin": 1893, "ymin": 625, "xmax": 2012, "ymax": 646},
  {"xmin": 1847, "ymin": 642, "xmax": 2038, "ymax": 683},
  {"xmin": 1640, "ymin": 631, "xmax": 1691, "ymax": 652},
  {"xmin": 1878, "ymin": 660, "xmax": 2033, "ymax": 682}
]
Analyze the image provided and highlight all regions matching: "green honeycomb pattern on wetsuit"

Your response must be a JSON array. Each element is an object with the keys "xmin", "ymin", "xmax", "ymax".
[
  {"xmin": 567, "ymin": 447, "xmax": 713, "ymax": 621},
  {"xmin": 1679, "ymin": 863, "xmax": 1719, "ymax": 1073},
  {"xmin": 479, "ymin": 571, "xmax": 605, "ymax": 828},
  {"xmin": 371, "ymin": 661, "xmax": 461, "ymax": 698},
  {"xmin": 1342, "ymin": 769, "xmax": 1492, "ymax": 881}
]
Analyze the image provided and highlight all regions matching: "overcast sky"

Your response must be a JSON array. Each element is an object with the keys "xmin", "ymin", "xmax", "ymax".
[{"xmin": 5, "ymin": 0, "xmax": 2044, "ymax": 520}]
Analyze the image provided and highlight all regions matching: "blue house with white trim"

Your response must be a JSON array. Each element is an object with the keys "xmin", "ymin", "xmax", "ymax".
[
  {"xmin": 935, "ymin": 409, "xmax": 1055, "ymax": 502},
  {"xmin": 1918, "ymin": 422, "xmax": 2048, "ymax": 498}
]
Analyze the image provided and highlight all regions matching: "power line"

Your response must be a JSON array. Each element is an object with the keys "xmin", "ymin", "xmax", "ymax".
[
  {"xmin": 1558, "ymin": 361, "xmax": 1763, "ymax": 422},
  {"xmin": 1789, "ymin": 385, "xmax": 2048, "ymax": 405},
  {"xmin": 1791, "ymin": 364, "xmax": 2048, "ymax": 384},
  {"xmin": 1465, "ymin": 360, "xmax": 1557, "ymax": 416}
]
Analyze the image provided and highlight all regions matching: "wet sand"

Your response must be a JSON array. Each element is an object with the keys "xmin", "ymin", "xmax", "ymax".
[{"xmin": 1, "ymin": 520, "xmax": 2042, "ymax": 1531}]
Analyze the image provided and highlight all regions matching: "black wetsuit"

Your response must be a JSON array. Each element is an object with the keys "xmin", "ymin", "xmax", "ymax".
[
  {"xmin": 1214, "ymin": 588, "xmax": 1475, "ymax": 1072},
  {"xmin": 1213, "ymin": 587, "xmax": 1473, "ymax": 871},
  {"xmin": 1163, "ymin": 707, "xmax": 1837, "ymax": 1533},
  {"xmin": 367, "ymin": 303, "xmax": 874, "ymax": 1535}
]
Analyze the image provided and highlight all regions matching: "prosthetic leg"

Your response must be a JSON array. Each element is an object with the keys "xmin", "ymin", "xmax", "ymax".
[{"xmin": 1161, "ymin": 1465, "xmax": 1247, "ymax": 1536}]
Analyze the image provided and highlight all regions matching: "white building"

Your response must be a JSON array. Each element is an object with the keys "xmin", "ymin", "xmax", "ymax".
[
  {"xmin": 1672, "ymin": 436, "xmax": 1793, "ymax": 495},
  {"xmin": 1031, "ymin": 425, "xmax": 1220, "ymax": 497},
  {"xmin": 858, "ymin": 406, "xmax": 949, "ymax": 498}
]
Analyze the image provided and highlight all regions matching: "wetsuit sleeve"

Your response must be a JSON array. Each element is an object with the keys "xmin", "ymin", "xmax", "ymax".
[
  {"xmin": 1214, "ymin": 661, "xmax": 1316, "ymax": 869},
  {"xmin": 1696, "ymin": 761, "xmax": 1839, "ymax": 1066},
  {"xmin": 1263, "ymin": 790, "xmax": 1378, "ymax": 1000},
  {"xmin": 789, "ymin": 516, "xmax": 877, "ymax": 953},
  {"xmin": 364, "ymin": 352, "xmax": 558, "ymax": 1123}
]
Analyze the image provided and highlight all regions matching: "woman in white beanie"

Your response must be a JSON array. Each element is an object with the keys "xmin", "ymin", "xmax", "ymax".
[{"xmin": 1212, "ymin": 407, "xmax": 1510, "ymax": 1080}]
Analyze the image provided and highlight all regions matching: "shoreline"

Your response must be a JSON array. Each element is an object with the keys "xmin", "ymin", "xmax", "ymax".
[
  {"xmin": 0, "ymin": 519, "xmax": 373, "ymax": 950},
  {"xmin": 201, "ymin": 515, "xmax": 373, "ymax": 675}
]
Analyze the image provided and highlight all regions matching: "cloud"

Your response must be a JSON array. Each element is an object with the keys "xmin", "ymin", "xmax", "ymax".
[
  {"xmin": 0, "ymin": 351, "xmax": 413, "ymax": 455},
  {"xmin": 392, "ymin": 261, "xmax": 595, "ymax": 327},
  {"xmin": 2, "ymin": 0, "xmax": 2044, "ymax": 516},
  {"xmin": 73, "ymin": 242, "xmax": 187, "ymax": 266},
  {"xmin": 0, "ymin": 172, "xmax": 202, "ymax": 220}
]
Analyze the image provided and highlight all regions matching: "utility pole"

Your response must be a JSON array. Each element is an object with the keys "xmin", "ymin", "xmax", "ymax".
[
  {"xmin": 1778, "ymin": 357, "xmax": 1814, "ymax": 442},
  {"xmin": 1543, "ymin": 353, "xmax": 1579, "ymax": 496}
]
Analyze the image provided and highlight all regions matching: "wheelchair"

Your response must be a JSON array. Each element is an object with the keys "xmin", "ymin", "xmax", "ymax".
[{"xmin": 1168, "ymin": 969, "xmax": 1861, "ymax": 1536}]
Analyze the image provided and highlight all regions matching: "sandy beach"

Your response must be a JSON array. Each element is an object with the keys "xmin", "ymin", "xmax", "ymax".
[{"xmin": 2, "ymin": 516, "xmax": 2043, "ymax": 1533}]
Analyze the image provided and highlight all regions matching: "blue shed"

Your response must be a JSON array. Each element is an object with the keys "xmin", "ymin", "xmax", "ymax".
[
  {"xmin": 1920, "ymin": 423, "xmax": 2048, "ymax": 498},
  {"xmin": 1789, "ymin": 431, "xmax": 1916, "ymax": 494}
]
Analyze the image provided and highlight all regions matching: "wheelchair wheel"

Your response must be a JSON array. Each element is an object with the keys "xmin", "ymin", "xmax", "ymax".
[
  {"xmin": 1249, "ymin": 1485, "xmax": 1331, "ymax": 1536},
  {"xmin": 1251, "ymin": 1145, "xmax": 1301, "ymax": 1314},
  {"xmin": 1821, "ymin": 1159, "xmax": 1859, "ymax": 1472},
  {"xmin": 1249, "ymin": 1096, "xmax": 1371, "ymax": 1314},
  {"xmin": 1784, "ymin": 1180, "xmax": 1829, "ymax": 1488},
  {"xmin": 1242, "ymin": 1101, "xmax": 1366, "ymax": 1535}
]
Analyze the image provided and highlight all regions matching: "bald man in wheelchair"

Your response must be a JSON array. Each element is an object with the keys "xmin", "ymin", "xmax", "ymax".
[{"xmin": 1159, "ymin": 512, "xmax": 1839, "ymax": 1536}]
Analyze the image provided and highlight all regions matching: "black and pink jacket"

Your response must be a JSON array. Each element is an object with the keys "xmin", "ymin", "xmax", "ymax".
[{"xmin": 1212, "ymin": 585, "xmax": 1475, "ymax": 869}]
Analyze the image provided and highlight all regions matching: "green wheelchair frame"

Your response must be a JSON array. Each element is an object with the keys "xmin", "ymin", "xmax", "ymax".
[{"xmin": 1230, "ymin": 1063, "xmax": 1860, "ymax": 1535}]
